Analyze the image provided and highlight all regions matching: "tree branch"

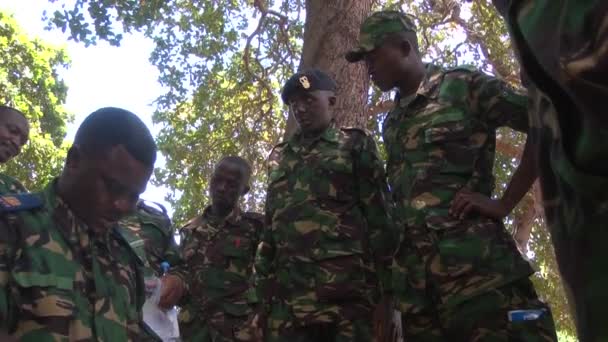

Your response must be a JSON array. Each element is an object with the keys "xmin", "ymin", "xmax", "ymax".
[{"xmin": 243, "ymin": 12, "xmax": 274, "ymax": 101}]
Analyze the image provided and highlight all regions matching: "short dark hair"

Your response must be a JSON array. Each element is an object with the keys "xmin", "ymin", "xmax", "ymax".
[
  {"xmin": 384, "ymin": 31, "xmax": 420, "ymax": 55},
  {"xmin": 216, "ymin": 156, "xmax": 252, "ymax": 183},
  {"xmin": 74, "ymin": 107, "xmax": 157, "ymax": 167},
  {"xmin": 0, "ymin": 105, "xmax": 27, "ymax": 120}
]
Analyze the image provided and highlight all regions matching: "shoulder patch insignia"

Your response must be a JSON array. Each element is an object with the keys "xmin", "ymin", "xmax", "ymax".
[{"xmin": 0, "ymin": 193, "xmax": 43, "ymax": 213}]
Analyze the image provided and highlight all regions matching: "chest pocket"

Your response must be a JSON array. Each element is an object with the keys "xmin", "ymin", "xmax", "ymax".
[
  {"xmin": 423, "ymin": 108, "xmax": 472, "ymax": 144},
  {"xmin": 310, "ymin": 149, "xmax": 355, "ymax": 203},
  {"xmin": 12, "ymin": 272, "xmax": 74, "ymax": 291},
  {"xmin": 221, "ymin": 236, "xmax": 254, "ymax": 260},
  {"xmin": 11, "ymin": 269, "xmax": 76, "ymax": 333},
  {"xmin": 198, "ymin": 232, "xmax": 253, "ymax": 268}
]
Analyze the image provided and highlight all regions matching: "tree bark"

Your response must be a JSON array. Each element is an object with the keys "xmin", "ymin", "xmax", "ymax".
[{"xmin": 284, "ymin": 0, "xmax": 373, "ymax": 137}]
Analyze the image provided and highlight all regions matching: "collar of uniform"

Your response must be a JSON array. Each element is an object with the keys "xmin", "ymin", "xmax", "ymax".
[
  {"xmin": 395, "ymin": 64, "xmax": 444, "ymax": 108},
  {"xmin": 43, "ymin": 178, "xmax": 100, "ymax": 249},
  {"xmin": 288, "ymin": 122, "xmax": 340, "ymax": 152},
  {"xmin": 202, "ymin": 205, "xmax": 242, "ymax": 227}
]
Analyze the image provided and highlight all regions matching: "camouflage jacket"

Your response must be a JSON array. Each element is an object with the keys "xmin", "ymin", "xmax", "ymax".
[
  {"xmin": 0, "ymin": 181, "xmax": 146, "ymax": 341},
  {"xmin": 172, "ymin": 206, "xmax": 263, "ymax": 323},
  {"xmin": 496, "ymin": 1, "xmax": 608, "ymax": 340},
  {"xmin": 0, "ymin": 173, "xmax": 26, "ymax": 194},
  {"xmin": 119, "ymin": 200, "xmax": 180, "ymax": 278},
  {"xmin": 384, "ymin": 64, "xmax": 534, "ymax": 309},
  {"xmin": 254, "ymin": 124, "xmax": 396, "ymax": 324}
]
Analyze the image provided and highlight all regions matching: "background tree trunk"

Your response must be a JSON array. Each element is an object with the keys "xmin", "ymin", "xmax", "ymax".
[{"xmin": 284, "ymin": 0, "xmax": 373, "ymax": 137}]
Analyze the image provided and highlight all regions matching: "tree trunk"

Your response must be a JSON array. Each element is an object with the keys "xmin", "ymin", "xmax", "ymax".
[{"xmin": 284, "ymin": 0, "xmax": 373, "ymax": 137}]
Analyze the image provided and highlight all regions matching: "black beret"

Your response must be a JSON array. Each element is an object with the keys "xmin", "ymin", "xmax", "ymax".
[{"xmin": 281, "ymin": 69, "xmax": 337, "ymax": 103}]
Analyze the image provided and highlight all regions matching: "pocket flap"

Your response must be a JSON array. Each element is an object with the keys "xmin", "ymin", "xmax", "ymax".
[
  {"xmin": 222, "ymin": 236, "xmax": 252, "ymax": 257},
  {"xmin": 12, "ymin": 272, "xmax": 74, "ymax": 290},
  {"xmin": 311, "ymin": 240, "xmax": 363, "ymax": 261}
]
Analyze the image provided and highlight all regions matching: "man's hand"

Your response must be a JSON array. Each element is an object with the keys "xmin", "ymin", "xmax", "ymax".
[
  {"xmin": 450, "ymin": 189, "xmax": 510, "ymax": 220},
  {"xmin": 158, "ymin": 274, "xmax": 185, "ymax": 309}
]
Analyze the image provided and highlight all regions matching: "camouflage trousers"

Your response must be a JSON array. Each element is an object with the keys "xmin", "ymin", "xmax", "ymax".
[
  {"xmin": 401, "ymin": 278, "xmax": 558, "ymax": 342},
  {"xmin": 264, "ymin": 301, "xmax": 373, "ymax": 342},
  {"xmin": 179, "ymin": 310, "xmax": 255, "ymax": 342}
]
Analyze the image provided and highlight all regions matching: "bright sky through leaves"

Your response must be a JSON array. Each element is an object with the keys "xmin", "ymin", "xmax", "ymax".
[{"xmin": 0, "ymin": 0, "xmax": 174, "ymax": 214}]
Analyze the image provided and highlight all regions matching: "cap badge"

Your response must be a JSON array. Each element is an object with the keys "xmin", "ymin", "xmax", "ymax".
[{"xmin": 299, "ymin": 76, "xmax": 311, "ymax": 89}]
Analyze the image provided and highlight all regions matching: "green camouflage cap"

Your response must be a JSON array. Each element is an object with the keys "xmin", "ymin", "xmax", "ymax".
[{"xmin": 345, "ymin": 10, "xmax": 417, "ymax": 63}]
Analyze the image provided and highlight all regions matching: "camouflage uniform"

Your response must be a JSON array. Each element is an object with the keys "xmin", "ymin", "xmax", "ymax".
[
  {"xmin": 382, "ymin": 63, "xmax": 556, "ymax": 341},
  {"xmin": 0, "ymin": 173, "xmax": 26, "ymax": 194},
  {"xmin": 347, "ymin": 11, "xmax": 557, "ymax": 341},
  {"xmin": 118, "ymin": 200, "xmax": 180, "ymax": 278},
  {"xmin": 254, "ymin": 124, "xmax": 396, "ymax": 341},
  {"xmin": 171, "ymin": 206, "xmax": 263, "ymax": 342},
  {"xmin": 0, "ymin": 181, "xmax": 148, "ymax": 341},
  {"xmin": 493, "ymin": 1, "xmax": 608, "ymax": 340}
]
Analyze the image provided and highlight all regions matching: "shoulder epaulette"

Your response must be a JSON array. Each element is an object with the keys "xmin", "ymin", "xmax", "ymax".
[
  {"xmin": 138, "ymin": 200, "xmax": 168, "ymax": 217},
  {"xmin": 267, "ymin": 141, "xmax": 289, "ymax": 166},
  {"xmin": 181, "ymin": 215, "xmax": 203, "ymax": 231},
  {"xmin": 243, "ymin": 211, "xmax": 264, "ymax": 223},
  {"xmin": 340, "ymin": 126, "xmax": 370, "ymax": 136},
  {"xmin": 0, "ymin": 193, "xmax": 43, "ymax": 214},
  {"xmin": 135, "ymin": 200, "xmax": 173, "ymax": 237},
  {"xmin": 269, "ymin": 140, "xmax": 288, "ymax": 154},
  {"xmin": 445, "ymin": 64, "xmax": 477, "ymax": 73}
]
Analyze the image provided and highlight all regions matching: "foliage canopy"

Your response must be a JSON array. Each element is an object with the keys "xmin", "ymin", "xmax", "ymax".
[{"xmin": 0, "ymin": 11, "xmax": 71, "ymax": 190}]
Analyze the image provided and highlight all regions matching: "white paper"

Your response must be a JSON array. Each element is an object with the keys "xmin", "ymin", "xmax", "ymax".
[{"xmin": 143, "ymin": 277, "xmax": 181, "ymax": 341}]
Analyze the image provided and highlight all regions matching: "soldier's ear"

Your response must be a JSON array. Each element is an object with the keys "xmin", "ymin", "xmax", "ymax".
[
  {"xmin": 400, "ymin": 39, "xmax": 413, "ymax": 58},
  {"xmin": 328, "ymin": 95, "xmax": 337, "ymax": 106}
]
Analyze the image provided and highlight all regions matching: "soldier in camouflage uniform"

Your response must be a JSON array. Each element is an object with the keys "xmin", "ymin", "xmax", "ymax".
[
  {"xmin": 0, "ymin": 107, "xmax": 157, "ymax": 341},
  {"xmin": 253, "ymin": 69, "xmax": 396, "ymax": 341},
  {"xmin": 490, "ymin": 1, "xmax": 608, "ymax": 340},
  {"xmin": 162, "ymin": 156, "xmax": 263, "ymax": 341},
  {"xmin": 346, "ymin": 11, "xmax": 557, "ymax": 341},
  {"xmin": 118, "ymin": 199, "xmax": 181, "ymax": 340},
  {"xmin": 119, "ymin": 200, "xmax": 180, "ymax": 279},
  {"xmin": 0, "ymin": 105, "xmax": 29, "ymax": 193}
]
